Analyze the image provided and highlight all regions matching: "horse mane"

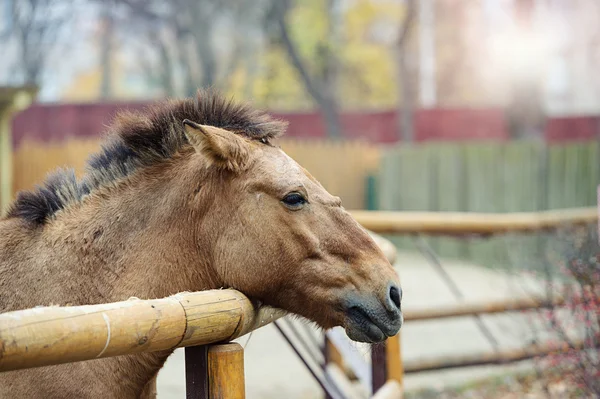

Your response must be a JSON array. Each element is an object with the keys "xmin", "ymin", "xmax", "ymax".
[{"xmin": 7, "ymin": 90, "xmax": 288, "ymax": 226}]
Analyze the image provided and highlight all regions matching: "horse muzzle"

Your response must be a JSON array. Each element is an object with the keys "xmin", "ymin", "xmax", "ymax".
[{"xmin": 342, "ymin": 282, "xmax": 403, "ymax": 343}]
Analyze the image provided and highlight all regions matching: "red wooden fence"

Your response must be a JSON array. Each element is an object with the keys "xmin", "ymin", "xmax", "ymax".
[{"xmin": 11, "ymin": 101, "xmax": 598, "ymax": 147}]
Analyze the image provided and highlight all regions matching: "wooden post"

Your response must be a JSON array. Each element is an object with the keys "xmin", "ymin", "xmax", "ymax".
[
  {"xmin": 385, "ymin": 333, "xmax": 403, "ymax": 387},
  {"xmin": 371, "ymin": 343, "xmax": 387, "ymax": 394},
  {"xmin": 185, "ymin": 346, "xmax": 209, "ymax": 399},
  {"xmin": 0, "ymin": 111, "xmax": 12, "ymax": 213},
  {"xmin": 207, "ymin": 343, "xmax": 245, "ymax": 399},
  {"xmin": 0, "ymin": 86, "xmax": 37, "ymax": 214},
  {"xmin": 323, "ymin": 336, "xmax": 344, "ymax": 399}
]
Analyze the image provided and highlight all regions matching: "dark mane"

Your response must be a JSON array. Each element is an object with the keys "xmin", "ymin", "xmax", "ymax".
[{"xmin": 7, "ymin": 90, "xmax": 287, "ymax": 226}]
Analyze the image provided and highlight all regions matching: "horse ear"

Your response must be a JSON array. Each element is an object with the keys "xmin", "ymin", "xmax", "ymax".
[{"xmin": 183, "ymin": 119, "xmax": 251, "ymax": 172}]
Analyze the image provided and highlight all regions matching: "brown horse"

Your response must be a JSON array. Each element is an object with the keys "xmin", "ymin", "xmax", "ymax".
[{"xmin": 0, "ymin": 91, "xmax": 402, "ymax": 398}]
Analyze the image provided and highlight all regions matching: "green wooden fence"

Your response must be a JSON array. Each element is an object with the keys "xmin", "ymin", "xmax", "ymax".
[{"xmin": 375, "ymin": 140, "xmax": 600, "ymax": 271}]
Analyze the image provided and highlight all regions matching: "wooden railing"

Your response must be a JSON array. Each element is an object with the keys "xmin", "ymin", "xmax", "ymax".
[
  {"xmin": 0, "ymin": 290, "xmax": 291, "ymax": 398},
  {"xmin": 350, "ymin": 207, "xmax": 597, "ymax": 235},
  {"xmin": 2, "ymin": 209, "xmax": 595, "ymax": 398},
  {"xmin": 0, "ymin": 292, "xmax": 400, "ymax": 399},
  {"xmin": 0, "ymin": 290, "xmax": 285, "ymax": 372},
  {"xmin": 346, "ymin": 206, "xmax": 598, "ymax": 379}
]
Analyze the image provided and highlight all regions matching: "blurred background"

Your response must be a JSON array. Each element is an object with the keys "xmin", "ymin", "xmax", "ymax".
[{"xmin": 0, "ymin": 0, "xmax": 599, "ymax": 398}]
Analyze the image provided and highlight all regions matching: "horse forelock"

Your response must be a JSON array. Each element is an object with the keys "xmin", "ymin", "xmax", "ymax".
[{"xmin": 6, "ymin": 89, "xmax": 288, "ymax": 226}]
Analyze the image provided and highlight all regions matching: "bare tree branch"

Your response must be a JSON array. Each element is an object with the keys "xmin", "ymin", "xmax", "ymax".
[
  {"xmin": 115, "ymin": 0, "xmax": 263, "ymax": 96},
  {"xmin": 6, "ymin": 0, "xmax": 73, "ymax": 85}
]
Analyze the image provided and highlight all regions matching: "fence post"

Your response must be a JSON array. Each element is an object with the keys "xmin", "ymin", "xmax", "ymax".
[
  {"xmin": 385, "ymin": 333, "xmax": 403, "ymax": 387},
  {"xmin": 365, "ymin": 174, "xmax": 379, "ymax": 211},
  {"xmin": 371, "ymin": 342, "xmax": 387, "ymax": 393},
  {"xmin": 207, "ymin": 343, "xmax": 245, "ymax": 399},
  {"xmin": 0, "ymin": 87, "xmax": 37, "ymax": 214},
  {"xmin": 371, "ymin": 333, "xmax": 403, "ymax": 396},
  {"xmin": 0, "ymin": 110, "xmax": 12, "ymax": 213},
  {"xmin": 185, "ymin": 345, "xmax": 209, "ymax": 399},
  {"xmin": 323, "ymin": 336, "xmax": 344, "ymax": 399}
]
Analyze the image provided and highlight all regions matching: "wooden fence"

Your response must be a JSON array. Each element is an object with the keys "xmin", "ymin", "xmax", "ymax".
[
  {"xmin": 10, "ymin": 138, "xmax": 380, "ymax": 211},
  {"xmin": 0, "ymin": 290, "xmax": 284, "ymax": 372},
  {"xmin": 0, "ymin": 290, "xmax": 284, "ymax": 398},
  {"xmin": 349, "ymin": 207, "xmax": 598, "ymax": 235},
  {"xmin": 377, "ymin": 141, "xmax": 600, "ymax": 268},
  {"xmin": 352, "ymin": 206, "xmax": 598, "ymax": 376},
  {"xmin": 1, "ymin": 209, "xmax": 597, "ymax": 397},
  {"xmin": 280, "ymin": 207, "xmax": 598, "ymax": 394},
  {"xmin": 11, "ymin": 138, "xmax": 598, "ymax": 231}
]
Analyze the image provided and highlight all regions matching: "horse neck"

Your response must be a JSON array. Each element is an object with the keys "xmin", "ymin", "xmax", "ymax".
[
  {"xmin": 3, "ymin": 161, "xmax": 226, "ymax": 397},
  {"xmin": 48, "ymin": 162, "xmax": 224, "ymax": 303}
]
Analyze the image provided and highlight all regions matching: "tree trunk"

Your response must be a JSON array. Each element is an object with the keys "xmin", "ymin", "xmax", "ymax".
[
  {"xmin": 190, "ymin": 2, "xmax": 217, "ymax": 91},
  {"xmin": 508, "ymin": 0, "xmax": 545, "ymax": 140},
  {"xmin": 321, "ymin": 94, "xmax": 341, "ymax": 139},
  {"xmin": 322, "ymin": 0, "xmax": 341, "ymax": 139},
  {"xmin": 396, "ymin": 0, "xmax": 416, "ymax": 142},
  {"xmin": 397, "ymin": 50, "xmax": 414, "ymax": 142},
  {"xmin": 178, "ymin": 36, "xmax": 198, "ymax": 97},
  {"xmin": 197, "ymin": 37, "xmax": 217, "ymax": 89},
  {"xmin": 100, "ymin": 8, "xmax": 113, "ymax": 99},
  {"xmin": 418, "ymin": 0, "xmax": 436, "ymax": 108},
  {"xmin": 156, "ymin": 37, "xmax": 175, "ymax": 97},
  {"xmin": 273, "ymin": 0, "xmax": 341, "ymax": 139}
]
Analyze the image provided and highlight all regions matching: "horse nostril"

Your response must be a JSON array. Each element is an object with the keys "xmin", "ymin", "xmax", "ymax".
[{"xmin": 389, "ymin": 285, "xmax": 401, "ymax": 310}]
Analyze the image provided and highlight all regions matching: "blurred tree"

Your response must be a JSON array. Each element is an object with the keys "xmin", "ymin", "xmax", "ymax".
[
  {"xmin": 99, "ymin": 1, "xmax": 114, "ymax": 99},
  {"xmin": 269, "ymin": 0, "xmax": 341, "ymax": 138},
  {"xmin": 115, "ymin": 0, "xmax": 265, "ymax": 97},
  {"xmin": 395, "ymin": 0, "xmax": 416, "ymax": 141},
  {"xmin": 506, "ymin": 0, "xmax": 546, "ymax": 140},
  {"xmin": 261, "ymin": 0, "xmax": 406, "ymax": 137},
  {"xmin": 78, "ymin": 0, "xmax": 409, "ymax": 121},
  {"xmin": 340, "ymin": 0, "xmax": 402, "ymax": 109},
  {"xmin": 4, "ymin": 0, "xmax": 72, "ymax": 85}
]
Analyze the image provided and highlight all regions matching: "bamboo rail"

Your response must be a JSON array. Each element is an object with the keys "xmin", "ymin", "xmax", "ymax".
[
  {"xmin": 403, "ymin": 339, "xmax": 591, "ymax": 373},
  {"xmin": 350, "ymin": 207, "xmax": 597, "ymax": 235},
  {"xmin": 403, "ymin": 295, "xmax": 566, "ymax": 322},
  {"xmin": 0, "ymin": 290, "xmax": 285, "ymax": 372}
]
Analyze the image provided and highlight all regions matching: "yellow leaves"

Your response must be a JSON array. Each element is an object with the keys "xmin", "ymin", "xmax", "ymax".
[
  {"xmin": 340, "ymin": 0, "xmax": 404, "ymax": 108},
  {"xmin": 289, "ymin": 0, "xmax": 330, "ymax": 58},
  {"xmin": 226, "ymin": 48, "xmax": 313, "ymax": 111},
  {"xmin": 340, "ymin": 44, "xmax": 397, "ymax": 109},
  {"xmin": 254, "ymin": 48, "xmax": 313, "ymax": 111},
  {"xmin": 345, "ymin": 0, "xmax": 405, "ymax": 44},
  {"xmin": 62, "ymin": 69, "xmax": 103, "ymax": 102},
  {"xmin": 64, "ymin": 0, "xmax": 411, "ymax": 110},
  {"xmin": 223, "ymin": 0, "xmax": 408, "ymax": 111}
]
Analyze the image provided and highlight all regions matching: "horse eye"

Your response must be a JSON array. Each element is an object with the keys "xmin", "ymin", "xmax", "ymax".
[{"xmin": 282, "ymin": 193, "xmax": 307, "ymax": 210}]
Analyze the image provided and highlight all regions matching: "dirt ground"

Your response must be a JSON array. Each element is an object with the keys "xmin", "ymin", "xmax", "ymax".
[{"xmin": 156, "ymin": 251, "xmax": 555, "ymax": 398}]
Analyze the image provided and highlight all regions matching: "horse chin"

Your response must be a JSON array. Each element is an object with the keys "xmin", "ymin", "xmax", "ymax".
[
  {"xmin": 342, "ymin": 303, "xmax": 403, "ymax": 343},
  {"xmin": 344, "ymin": 323, "xmax": 387, "ymax": 343}
]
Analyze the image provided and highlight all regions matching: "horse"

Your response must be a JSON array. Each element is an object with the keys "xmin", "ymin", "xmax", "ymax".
[{"xmin": 0, "ymin": 90, "xmax": 402, "ymax": 398}]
